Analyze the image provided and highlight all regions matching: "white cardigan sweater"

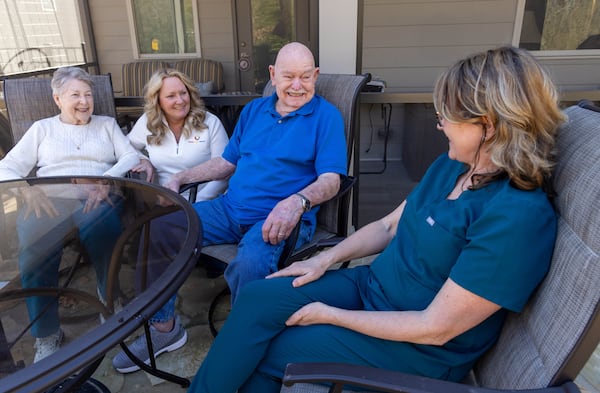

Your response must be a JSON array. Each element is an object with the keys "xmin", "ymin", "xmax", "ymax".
[{"xmin": 0, "ymin": 115, "xmax": 139, "ymax": 180}]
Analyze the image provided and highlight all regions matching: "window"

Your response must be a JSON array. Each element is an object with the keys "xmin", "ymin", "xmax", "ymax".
[
  {"xmin": 128, "ymin": 0, "xmax": 200, "ymax": 58},
  {"xmin": 0, "ymin": 0, "xmax": 87, "ymax": 76},
  {"xmin": 518, "ymin": 0, "xmax": 600, "ymax": 53},
  {"xmin": 41, "ymin": 0, "xmax": 55, "ymax": 12}
]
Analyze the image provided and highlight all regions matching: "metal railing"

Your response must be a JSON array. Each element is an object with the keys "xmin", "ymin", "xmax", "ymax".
[{"xmin": 0, "ymin": 46, "xmax": 95, "ymax": 79}]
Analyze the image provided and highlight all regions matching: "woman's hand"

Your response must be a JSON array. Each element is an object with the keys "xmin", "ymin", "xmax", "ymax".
[
  {"xmin": 267, "ymin": 254, "xmax": 330, "ymax": 287},
  {"xmin": 286, "ymin": 302, "xmax": 335, "ymax": 326},
  {"xmin": 131, "ymin": 158, "xmax": 154, "ymax": 182},
  {"xmin": 82, "ymin": 181, "xmax": 113, "ymax": 213},
  {"xmin": 19, "ymin": 186, "xmax": 59, "ymax": 219}
]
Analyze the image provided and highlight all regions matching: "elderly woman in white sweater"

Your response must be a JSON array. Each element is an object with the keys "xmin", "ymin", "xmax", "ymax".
[{"xmin": 0, "ymin": 66, "xmax": 139, "ymax": 363}]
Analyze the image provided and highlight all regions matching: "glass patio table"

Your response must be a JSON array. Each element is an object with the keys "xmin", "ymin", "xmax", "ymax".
[{"xmin": 0, "ymin": 176, "xmax": 200, "ymax": 393}]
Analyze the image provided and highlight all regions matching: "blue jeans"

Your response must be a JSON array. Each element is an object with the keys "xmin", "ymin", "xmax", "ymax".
[
  {"xmin": 17, "ymin": 197, "xmax": 123, "ymax": 338},
  {"xmin": 145, "ymin": 196, "xmax": 314, "ymax": 323}
]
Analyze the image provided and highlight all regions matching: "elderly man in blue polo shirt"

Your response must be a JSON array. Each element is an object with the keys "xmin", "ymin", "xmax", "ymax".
[{"xmin": 112, "ymin": 41, "xmax": 346, "ymax": 373}]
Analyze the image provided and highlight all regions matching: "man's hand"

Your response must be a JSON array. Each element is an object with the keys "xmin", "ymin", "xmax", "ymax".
[
  {"xmin": 262, "ymin": 195, "xmax": 304, "ymax": 245},
  {"xmin": 164, "ymin": 174, "xmax": 184, "ymax": 194},
  {"xmin": 20, "ymin": 186, "xmax": 59, "ymax": 219}
]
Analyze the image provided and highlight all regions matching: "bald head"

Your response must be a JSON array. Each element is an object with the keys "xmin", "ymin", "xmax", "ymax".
[
  {"xmin": 269, "ymin": 42, "xmax": 319, "ymax": 116},
  {"xmin": 274, "ymin": 42, "xmax": 315, "ymax": 69}
]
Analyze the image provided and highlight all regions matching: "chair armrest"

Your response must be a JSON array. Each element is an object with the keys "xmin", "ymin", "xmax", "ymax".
[
  {"xmin": 577, "ymin": 99, "xmax": 600, "ymax": 112},
  {"xmin": 335, "ymin": 175, "xmax": 356, "ymax": 201},
  {"xmin": 126, "ymin": 170, "xmax": 147, "ymax": 181},
  {"xmin": 277, "ymin": 175, "xmax": 355, "ymax": 269},
  {"xmin": 282, "ymin": 363, "xmax": 581, "ymax": 393},
  {"xmin": 179, "ymin": 181, "xmax": 207, "ymax": 203}
]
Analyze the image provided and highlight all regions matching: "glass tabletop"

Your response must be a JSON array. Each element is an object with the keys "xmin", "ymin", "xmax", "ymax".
[{"xmin": 0, "ymin": 176, "xmax": 200, "ymax": 393}]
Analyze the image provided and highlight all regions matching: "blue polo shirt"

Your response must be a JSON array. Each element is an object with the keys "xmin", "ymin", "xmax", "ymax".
[{"xmin": 221, "ymin": 93, "xmax": 346, "ymax": 225}]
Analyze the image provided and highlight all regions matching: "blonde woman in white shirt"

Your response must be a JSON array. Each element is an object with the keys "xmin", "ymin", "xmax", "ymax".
[
  {"xmin": 115, "ymin": 69, "xmax": 228, "ymax": 369},
  {"xmin": 128, "ymin": 68, "xmax": 229, "ymax": 202}
]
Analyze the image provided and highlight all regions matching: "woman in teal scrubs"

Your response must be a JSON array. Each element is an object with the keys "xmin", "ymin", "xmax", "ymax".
[{"xmin": 187, "ymin": 46, "xmax": 567, "ymax": 393}]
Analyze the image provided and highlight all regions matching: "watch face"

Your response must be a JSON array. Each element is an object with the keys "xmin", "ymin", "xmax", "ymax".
[{"xmin": 297, "ymin": 193, "xmax": 310, "ymax": 212}]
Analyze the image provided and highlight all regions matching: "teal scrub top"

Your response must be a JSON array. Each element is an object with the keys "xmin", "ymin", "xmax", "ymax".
[{"xmin": 364, "ymin": 153, "xmax": 557, "ymax": 377}]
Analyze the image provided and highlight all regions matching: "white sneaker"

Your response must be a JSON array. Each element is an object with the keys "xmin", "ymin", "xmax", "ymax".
[{"xmin": 34, "ymin": 330, "xmax": 64, "ymax": 363}]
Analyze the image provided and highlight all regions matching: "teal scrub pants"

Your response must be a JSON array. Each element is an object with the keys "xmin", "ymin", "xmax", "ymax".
[{"xmin": 187, "ymin": 265, "xmax": 450, "ymax": 393}]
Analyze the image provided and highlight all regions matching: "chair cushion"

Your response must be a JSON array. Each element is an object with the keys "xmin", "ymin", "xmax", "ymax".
[
  {"xmin": 173, "ymin": 59, "xmax": 224, "ymax": 93},
  {"xmin": 121, "ymin": 61, "xmax": 170, "ymax": 96},
  {"xmin": 201, "ymin": 243, "xmax": 238, "ymax": 262}
]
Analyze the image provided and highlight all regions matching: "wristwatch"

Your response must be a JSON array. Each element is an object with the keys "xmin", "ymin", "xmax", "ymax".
[{"xmin": 295, "ymin": 192, "xmax": 312, "ymax": 212}]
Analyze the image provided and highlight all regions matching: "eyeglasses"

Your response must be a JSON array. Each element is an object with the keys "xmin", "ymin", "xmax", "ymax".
[{"xmin": 436, "ymin": 112, "xmax": 486, "ymax": 128}]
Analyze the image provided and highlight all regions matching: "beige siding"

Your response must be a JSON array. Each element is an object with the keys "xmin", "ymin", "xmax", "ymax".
[
  {"xmin": 361, "ymin": 0, "xmax": 600, "ymax": 92},
  {"xmin": 361, "ymin": 0, "xmax": 519, "ymax": 162},
  {"xmin": 359, "ymin": 0, "xmax": 600, "ymax": 163},
  {"xmin": 89, "ymin": 0, "xmax": 236, "ymax": 94},
  {"xmin": 362, "ymin": 0, "xmax": 518, "ymax": 92},
  {"xmin": 196, "ymin": 0, "xmax": 236, "ymax": 91},
  {"xmin": 86, "ymin": 0, "xmax": 599, "ymax": 164}
]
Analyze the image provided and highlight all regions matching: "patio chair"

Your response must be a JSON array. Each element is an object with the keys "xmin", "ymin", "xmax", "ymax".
[
  {"xmin": 121, "ymin": 60, "xmax": 170, "ymax": 97},
  {"xmin": 278, "ymin": 101, "xmax": 600, "ymax": 393},
  {"xmin": 0, "ymin": 113, "xmax": 12, "ymax": 159},
  {"xmin": 3, "ymin": 75, "xmax": 192, "ymax": 387},
  {"xmin": 173, "ymin": 58, "xmax": 225, "ymax": 93},
  {"xmin": 202, "ymin": 73, "xmax": 370, "ymax": 336},
  {"xmin": 3, "ymin": 74, "xmax": 117, "ymax": 146},
  {"xmin": 119, "ymin": 60, "xmax": 171, "ymax": 131},
  {"xmin": 2, "ymin": 74, "xmax": 119, "ymax": 274}
]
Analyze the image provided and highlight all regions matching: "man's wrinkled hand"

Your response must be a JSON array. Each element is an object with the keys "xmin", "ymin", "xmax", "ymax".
[
  {"xmin": 164, "ymin": 175, "xmax": 183, "ymax": 195},
  {"xmin": 262, "ymin": 196, "xmax": 303, "ymax": 245}
]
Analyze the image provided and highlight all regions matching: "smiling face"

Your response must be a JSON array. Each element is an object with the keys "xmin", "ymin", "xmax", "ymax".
[
  {"xmin": 158, "ymin": 76, "xmax": 191, "ymax": 125},
  {"xmin": 269, "ymin": 43, "xmax": 319, "ymax": 115},
  {"xmin": 53, "ymin": 79, "xmax": 94, "ymax": 125}
]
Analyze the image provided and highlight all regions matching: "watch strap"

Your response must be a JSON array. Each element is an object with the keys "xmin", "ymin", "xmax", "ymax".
[{"xmin": 295, "ymin": 192, "xmax": 311, "ymax": 212}]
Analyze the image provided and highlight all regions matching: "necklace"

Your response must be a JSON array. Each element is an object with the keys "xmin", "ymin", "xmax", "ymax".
[{"xmin": 59, "ymin": 116, "xmax": 91, "ymax": 150}]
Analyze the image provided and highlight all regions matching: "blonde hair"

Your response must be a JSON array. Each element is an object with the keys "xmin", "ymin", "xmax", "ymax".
[
  {"xmin": 433, "ymin": 46, "xmax": 566, "ymax": 191},
  {"xmin": 143, "ymin": 68, "xmax": 207, "ymax": 145}
]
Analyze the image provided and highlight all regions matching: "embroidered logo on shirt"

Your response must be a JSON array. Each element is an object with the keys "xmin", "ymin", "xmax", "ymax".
[
  {"xmin": 426, "ymin": 216, "xmax": 435, "ymax": 226},
  {"xmin": 187, "ymin": 136, "xmax": 206, "ymax": 143}
]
